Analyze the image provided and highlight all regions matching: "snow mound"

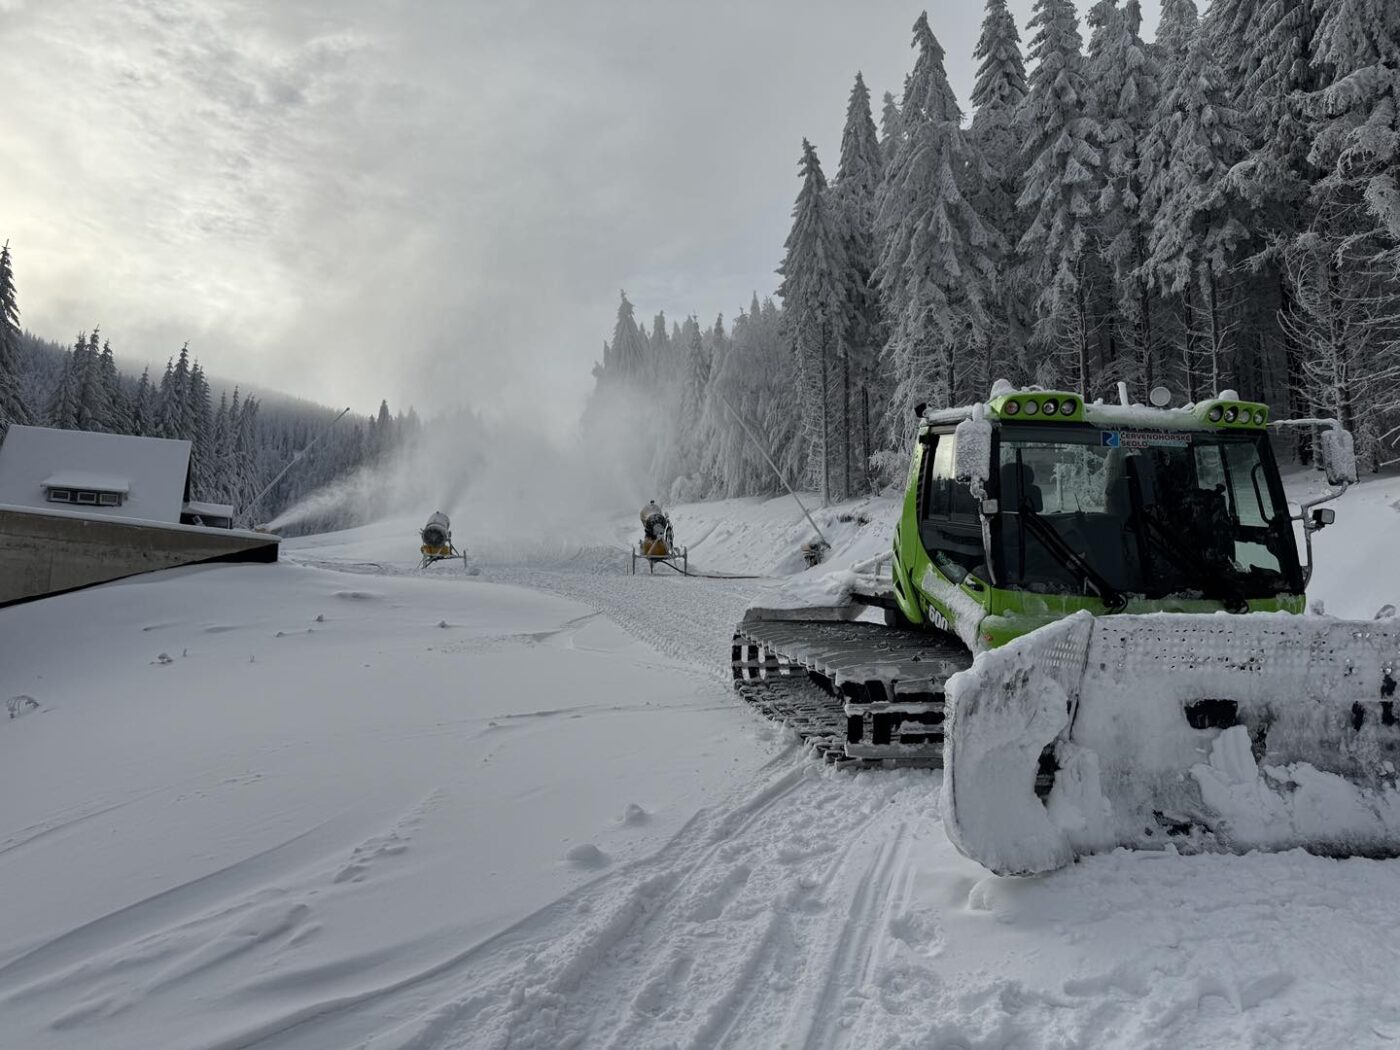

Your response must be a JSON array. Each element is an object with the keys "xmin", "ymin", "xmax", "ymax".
[{"xmin": 565, "ymin": 843, "xmax": 611, "ymax": 869}]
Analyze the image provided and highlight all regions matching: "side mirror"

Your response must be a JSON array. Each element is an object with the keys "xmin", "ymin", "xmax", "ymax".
[
  {"xmin": 954, "ymin": 407, "xmax": 993, "ymax": 492},
  {"xmin": 1319, "ymin": 425, "xmax": 1358, "ymax": 486},
  {"xmin": 1310, "ymin": 507, "xmax": 1336, "ymax": 530}
]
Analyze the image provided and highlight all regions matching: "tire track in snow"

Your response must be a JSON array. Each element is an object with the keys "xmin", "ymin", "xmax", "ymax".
[
  {"xmin": 258, "ymin": 549, "xmax": 949, "ymax": 1050},
  {"xmin": 226, "ymin": 763, "xmax": 943, "ymax": 1050}
]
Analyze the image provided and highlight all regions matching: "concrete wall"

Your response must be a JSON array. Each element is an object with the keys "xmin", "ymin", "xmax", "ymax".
[{"xmin": 0, "ymin": 508, "xmax": 279, "ymax": 606}]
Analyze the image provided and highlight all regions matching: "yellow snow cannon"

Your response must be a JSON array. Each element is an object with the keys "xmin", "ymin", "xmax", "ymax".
[
  {"xmin": 419, "ymin": 511, "xmax": 469, "ymax": 569},
  {"xmin": 631, "ymin": 504, "xmax": 688, "ymax": 575}
]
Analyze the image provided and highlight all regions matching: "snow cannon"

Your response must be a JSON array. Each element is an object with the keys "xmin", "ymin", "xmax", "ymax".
[
  {"xmin": 419, "ymin": 511, "xmax": 469, "ymax": 569},
  {"xmin": 631, "ymin": 507, "xmax": 688, "ymax": 575}
]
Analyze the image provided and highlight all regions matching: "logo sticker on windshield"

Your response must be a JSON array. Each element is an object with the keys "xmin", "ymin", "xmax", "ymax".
[{"xmin": 1101, "ymin": 430, "xmax": 1190, "ymax": 448}]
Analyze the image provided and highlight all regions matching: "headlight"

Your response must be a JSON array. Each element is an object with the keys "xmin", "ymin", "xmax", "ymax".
[
  {"xmin": 1042, "ymin": 398, "xmax": 1059, "ymax": 415},
  {"xmin": 1003, "ymin": 399, "xmax": 1020, "ymax": 416},
  {"xmin": 1060, "ymin": 399, "xmax": 1077, "ymax": 416},
  {"xmin": 1208, "ymin": 406, "xmax": 1223, "ymax": 422},
  {"xmin": 1023, "ymin": 400, "xmax": 1039, "ymax": 416},
  {"xmin": 1224, "ymin": 407, "xmax": 1238, "ymax": 423},
  {"xmin": 1253, "ymin": 409, "xmax": 1265, "ymax": 425}
]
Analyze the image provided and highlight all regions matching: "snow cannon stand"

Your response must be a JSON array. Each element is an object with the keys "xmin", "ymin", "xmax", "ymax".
[{"xmin": 630, "ymin": 519, "xmax": 688, "ymax": 575}]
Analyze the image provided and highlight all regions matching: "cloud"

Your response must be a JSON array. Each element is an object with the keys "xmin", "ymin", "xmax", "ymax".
[{"xmin": 0, "ymin": 1, "xmax": 1158, "ymax": 432}]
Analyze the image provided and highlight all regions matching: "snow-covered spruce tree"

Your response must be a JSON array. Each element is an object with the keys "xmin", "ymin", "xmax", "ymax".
[
  {"xmin": 1281, "ymin": 0, "xmax": 1400, "ymax": 464},
  {"xmin": 186, "ymin": 361, "xmax": 215, "ymax": 496},
  {"xmin": 777, "ymin": 138, "xmax": 848, "ymax": 504},
  {"xmin": 1088, "ymin": 0, "xmax": 1162, "ymax": 397},
  {"xmin": 73, "ymin": 329, "xmax": 111, "ymax": 432},
  {"xmin": 231, "ymin": 390, "xmax": 262, "ymax": 524},
  {"xmin": 1140, "ymin": 29, "xmax": 1249, "ymax": 399},
  {"xmin": 876, "ymin": 13, "xmax": 999, "ymax": 471},
  {"xmin": 1142, "ymin": 0, "xmax": 1199, "ymax": 391},
  {"xmin": 580, "ymin": 291, "xmax": 667, "ymax": 501},
  {"xmin": 1154, "ymin": 0, "xmax": 1198, "ymax": 68},
  {"xmin": 706, "ymin": 314, "xmax": 729, "ymax": 390},
  {"xmin": 969, "ymin": 0, "xmax": 1029, "ymax": 381},
  {"xmin": 97, "ymin": 340, "xmax": 128, "ymax": 434},
  {"xmin": 676, "ymin": 316, "xmax": 709, "ymax": 481},
  {"xmin": 608, "ymin": 291, "xmax": 650, "ymax": 380},
  {"xmin": 44, "ymin": 333, "xmax": 87, "ymax": 429},
  {"xmin": 1017, "ymin": 0, "xmax": 1103, "ymax": 395},
  {"xmin": 1207, "ymin": 0, "xmax": 1322, "ymax": 422},
  {"xmin": 129, "ymin": 366, "xmax": 155, "ymax": 435},
  {"xmin": 648, "ymin": 312, "xmax": 670, "ymax": 381},
  {"xmin": 833, "ymin": 71, "xmax": 885, "ymax": 496},
  {"xmin": 699, "ymin": 296, "xmax": 801, "ymax": 499},
  {"xmin": 210, "ymin": 392, "xmax": 232, "ymax": 503},
  {"xmin": 1309, "ymin": 0, "xmax": 1400, "ymax": 245},
  {"xmin": 156, "ymin": 345, "xmax": 191, "ymax": 439},
  {"xmin": 0, "ymin": 242, "xmax": 30, "ymax": 433},
  {"xmin": 879, "ymin": 91, "xmax": 902, "ymax": 171}
]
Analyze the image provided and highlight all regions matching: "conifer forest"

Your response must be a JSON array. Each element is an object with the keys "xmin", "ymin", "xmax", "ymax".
[
  {"xmin": 0, "ymin": 241, "xmax": 417, "ymax": 528},
  {"xmin": 585, "ymin": 0, "xmax": 1400, "ymax": 504}
]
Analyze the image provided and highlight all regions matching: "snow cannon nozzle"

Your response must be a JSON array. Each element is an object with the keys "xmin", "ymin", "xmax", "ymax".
[{"xmin": 420, "ymin": 510, "xmax": 451, "ymax": 549}]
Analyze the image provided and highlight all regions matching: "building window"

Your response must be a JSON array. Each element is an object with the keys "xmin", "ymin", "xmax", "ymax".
[{"xmin": 46, "ymin": 488, "xmax": 124, "ymax": 507}]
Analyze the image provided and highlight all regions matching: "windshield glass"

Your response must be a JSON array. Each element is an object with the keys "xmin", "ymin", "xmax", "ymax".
[{"xmin": 994, "ymin": 425, "xmax": 1300, "ymax": 600}]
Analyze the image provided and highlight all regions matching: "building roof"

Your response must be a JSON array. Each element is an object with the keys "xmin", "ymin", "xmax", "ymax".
[
  {"xmin": 182, "ymin": 500, "xmax": 234, "ymax": 519},
  {"xmin": 0, "ymin": 426, "xmax": 193, "ymax": 524}
]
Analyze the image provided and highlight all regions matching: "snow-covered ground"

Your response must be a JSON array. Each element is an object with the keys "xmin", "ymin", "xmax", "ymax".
[{"xmin": 4, "ymin": 475, "xmax": 1400, "ymax": 1049}]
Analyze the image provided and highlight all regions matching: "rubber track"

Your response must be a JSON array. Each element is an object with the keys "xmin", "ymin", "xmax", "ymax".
[{"xmin": 732, "ymin": 619, "xmax": 973, "ymax": 768}]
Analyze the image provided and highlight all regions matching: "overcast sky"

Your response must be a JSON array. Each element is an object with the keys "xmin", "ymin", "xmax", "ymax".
[{"xmin": 0, "ymin": 0, "xmax": 1160, "ymax": 428}]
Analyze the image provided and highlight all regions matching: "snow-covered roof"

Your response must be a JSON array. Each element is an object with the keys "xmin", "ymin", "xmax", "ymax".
[
  {"xmin": 42, "ymin": 472, "xmax": 131, "ymax": 494},
  {"xmin": 182, "ymin": 500, "xmax": 234, "ymax": 518},
  {"xmin": 0, "ymin": 425, "xmax": 192, "ymax": 524}
]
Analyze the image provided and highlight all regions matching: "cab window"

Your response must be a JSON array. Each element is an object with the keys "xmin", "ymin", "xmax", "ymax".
[{"xmin": 919, "ymin": 433, "xmax": 985, "ymax": 581}]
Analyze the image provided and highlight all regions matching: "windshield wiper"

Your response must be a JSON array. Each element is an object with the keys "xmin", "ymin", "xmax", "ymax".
[
  {"xmin": 1016, "ymin": 502, "xmax": 1128, "ymax": 611},
  {"xmin": 1133, "ymin": 510, "xmax": 1250, "ymax": 613}
]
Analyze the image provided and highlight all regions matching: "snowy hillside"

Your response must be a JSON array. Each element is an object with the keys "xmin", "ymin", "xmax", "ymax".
[{"xmin": 2, "ymin": 474, "xmax": 1400, "ymax": 1049}]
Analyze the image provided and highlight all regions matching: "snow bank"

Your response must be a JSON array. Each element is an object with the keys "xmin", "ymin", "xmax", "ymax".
[{"xmin": 946, "ymin": 610, "xmax": 1400, "ymax": 874}]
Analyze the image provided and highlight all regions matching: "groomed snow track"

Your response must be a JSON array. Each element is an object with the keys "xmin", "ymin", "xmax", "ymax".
[{"xmin": 732, "ymin": 617, "xmax": 972, "ymax": 766}]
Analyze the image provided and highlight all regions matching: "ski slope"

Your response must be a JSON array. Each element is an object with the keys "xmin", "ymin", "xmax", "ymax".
[{"xmin": 2, "ymin": 475, "xmax": 1400, "ymax": 1048}]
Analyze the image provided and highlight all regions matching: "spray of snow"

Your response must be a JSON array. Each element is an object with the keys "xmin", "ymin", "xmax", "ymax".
[{"xmin": 263, "ymin": 388, "xmax": 660, "ymax": 555}]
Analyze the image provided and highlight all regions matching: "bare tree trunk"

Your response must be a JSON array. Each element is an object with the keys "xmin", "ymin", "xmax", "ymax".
[
  {"xmin": 1077, "ymin": 280, "xmax": 1091, "ymax": 397},
  {"xmin": 1205, "ymin": 267, "xmax": 1225, "ymax": 394},
  {"xmin": 820, "ymin": 334, "xmax": 831, "ymax": 507},
  {"xmin": 1138, "ymin": 279, "xmax": 1154, "ymax": 400},
  {"xmin": 861, "ymin": 382, "xmax": 872, "ymax": 495},
  {"xmin": 842, "ymin": 348, "xmax": 851, "ymax": 502},
  {"xmin": 1278, "ymin": 269, "xmax": 1311, "ymax": 463},
  {"xmin": 1182, "ymin": 283, "xmax": 1199, "ymax": 402}
]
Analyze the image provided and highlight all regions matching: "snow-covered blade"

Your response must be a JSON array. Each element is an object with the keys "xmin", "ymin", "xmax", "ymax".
[{"xmin": 944, "ymin": 611, "xmax": 1400, "ymax": 875}]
